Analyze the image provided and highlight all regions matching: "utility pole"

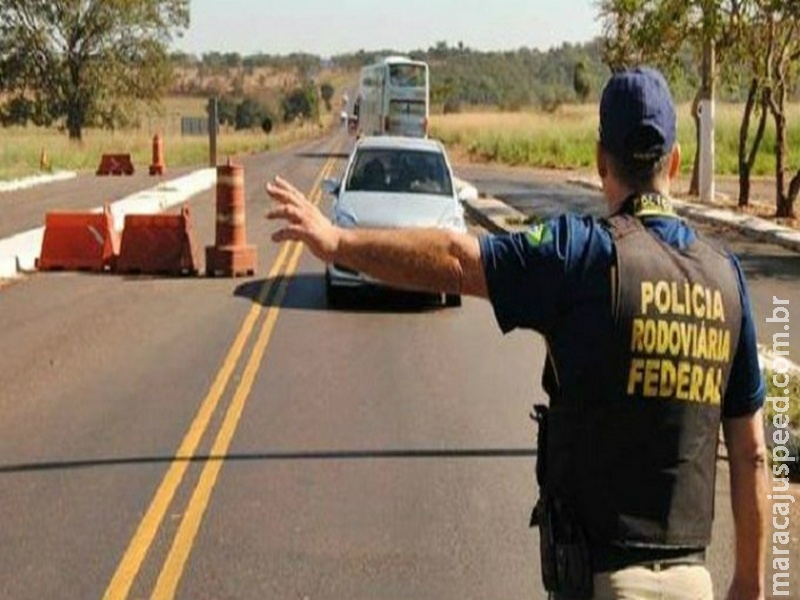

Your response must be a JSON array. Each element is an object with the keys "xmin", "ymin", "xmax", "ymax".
[{"xmin": 699, "ymin": 2, "xmax": 716, "ymax": 203}]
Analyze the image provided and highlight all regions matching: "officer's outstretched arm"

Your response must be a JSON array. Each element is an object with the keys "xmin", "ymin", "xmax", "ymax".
[
  {"xmin": 722, "ymin": 410, "xmax": 768, "ymax": 600},
  {"xmin": 266, "ymin": 176, "xmax": 489, "ymax": 298}
]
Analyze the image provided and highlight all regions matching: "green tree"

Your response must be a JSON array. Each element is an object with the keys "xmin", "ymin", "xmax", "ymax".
[
  {"xmin": 320, "ymin": 82, "xmax": 335, "ymax": 111},
  {"xmin": 0, "ymin": 0, "xmax": 189, "ymax": 140},
  {"xmin": 598, "ymin": 0, "xmax": 749, "ymax": 196},
  {"xmin": 730, "ymin": 2, "xmax": 772, "ymax": 207},
  {"xmin": 215, "ymin": 96, "xmax": 238, "ymax": 127},
  {"xmin": 573, "ymin": 61, "xmax": 592, "ymax": 102},
  {"xmin": 282, "ymin": 84, "xmax": 319, "ymax": 123},
  {"xmin": 760, "ymin": 1, "xmax": 800, "ymax": 217},
  {"xmin": 234, "ymin": 97, "xmax": 267, "ymax": 130},
  {"xmin": 261, "ymin": 115, "xmax": 273, "ymax": 135}
]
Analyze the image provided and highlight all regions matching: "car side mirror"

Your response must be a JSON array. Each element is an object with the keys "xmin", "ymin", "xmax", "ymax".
[
  {"xmin": 457, "ymin": 184, "xmax": 479, "ymax": 203},
  {"xmin": 322, "ymin": 178, "xmax": 341, "ymax": 196}
]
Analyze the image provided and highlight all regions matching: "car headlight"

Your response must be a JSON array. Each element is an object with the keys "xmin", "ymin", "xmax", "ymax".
[{"xmin": 437, "ymin": 208, "xmax": 466, "ymax": 231}]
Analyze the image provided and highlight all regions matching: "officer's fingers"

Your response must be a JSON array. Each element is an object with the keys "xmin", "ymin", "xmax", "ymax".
[
  {"xmin": 269, "ymin": 176, "xmax": 308, "ymax": 206},
  {"xmin": 266, "ymin": 180, "xmax": 307, "ymax": 204},
  {"xmin": 271, "ymin": 225, "xmax": 306, "ymax": 244},
  {"xmin": 265, "ymin": 181, "xmax": 301, "ymax": 207},
  {"xmin": 266, "ymin": 204, "xmax": 304, "ymax": 225},
  {"xmin": 273, "ymin": 175, "xmax": 304, "ymax": 197}
]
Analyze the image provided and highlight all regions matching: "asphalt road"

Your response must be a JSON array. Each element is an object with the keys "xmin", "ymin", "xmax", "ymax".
[{"xmin": 0, "ymin": 134, "xmax": 795, "ymax": 599}]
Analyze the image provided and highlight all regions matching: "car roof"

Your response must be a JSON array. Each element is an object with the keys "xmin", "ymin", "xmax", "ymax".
[{"xmin": 355, "ymin": 136, "xmax": 444, "ymax": 153}]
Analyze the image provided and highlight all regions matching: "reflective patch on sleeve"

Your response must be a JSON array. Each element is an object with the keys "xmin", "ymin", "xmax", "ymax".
[{"xmin": 525, "ymin": 224, "xmax": 552, "ymax": 247}]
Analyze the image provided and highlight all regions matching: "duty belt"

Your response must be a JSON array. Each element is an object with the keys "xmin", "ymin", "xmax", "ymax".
[{"xmin": 592, "ymin": 546, "xmax": 706, "ymax": 573}]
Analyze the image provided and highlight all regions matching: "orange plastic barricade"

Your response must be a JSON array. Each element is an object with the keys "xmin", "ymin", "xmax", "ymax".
[
  {"xmin": 36, "ymin": 204, "xmax": 120, "ymax": 272},
  {"xmin": 206, "ymin": 161, "xmax": 257, "ymax": 277},
  {"xmin": 116, "ymin": 206, "xmax": 200, "ymax": 276},
  {"xmin": 97, "ymin": 154, "xmax": 135, "ymax": 176}
]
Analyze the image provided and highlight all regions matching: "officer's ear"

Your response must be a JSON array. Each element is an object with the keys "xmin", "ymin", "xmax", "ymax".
[
  {"xmin": 668, "ymin": 144, "xmax": 681, "ymax": 179},
  {"xmin": 597, "ymin": 142, "xmax": 609, "ymax": 179}
]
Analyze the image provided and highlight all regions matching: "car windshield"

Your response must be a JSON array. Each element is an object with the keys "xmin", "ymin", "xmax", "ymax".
[{"xmin": 346, "ymin": 148, "xmax": 453, "ymax": 196}]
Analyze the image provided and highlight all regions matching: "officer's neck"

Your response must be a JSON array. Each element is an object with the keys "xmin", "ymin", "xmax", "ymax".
[{"xmin": 605, "ymin": 180, "xmax": 671, "ymax": 216}]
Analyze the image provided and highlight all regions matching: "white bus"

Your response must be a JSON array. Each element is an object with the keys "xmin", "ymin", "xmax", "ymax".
[{"xmin": 357, "ymin": 56, "xmax": 429, "ymax": 138}]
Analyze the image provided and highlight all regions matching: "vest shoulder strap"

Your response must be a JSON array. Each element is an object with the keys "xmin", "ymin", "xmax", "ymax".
[{"xmin": 603, "ymin": 214, "xmax": 645, "ymax": 242}]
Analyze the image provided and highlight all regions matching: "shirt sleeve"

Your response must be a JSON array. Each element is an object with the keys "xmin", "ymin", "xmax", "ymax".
[
  {"xmin": 479, "ymin": 215, "xmax": 580, "ymax": 335},
  {"xmin": 722, "ymin": 254, "xmax": 766, "ymax": 418}
]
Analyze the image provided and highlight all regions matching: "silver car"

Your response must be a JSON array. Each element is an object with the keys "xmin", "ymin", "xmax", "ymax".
[{"xmin": 323, "ymin": 136, "xmax": 475, "ymax": 308}]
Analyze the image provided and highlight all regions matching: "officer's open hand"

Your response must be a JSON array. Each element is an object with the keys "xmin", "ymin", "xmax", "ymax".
[{"xmin": 266, "ymin": 176, "xmax": 340, "ymax": 263}]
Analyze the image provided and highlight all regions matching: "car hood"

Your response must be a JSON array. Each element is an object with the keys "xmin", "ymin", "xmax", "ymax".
[{"xmin": 334, "ymin": 191, "xmax": 465, "ymax": 230}]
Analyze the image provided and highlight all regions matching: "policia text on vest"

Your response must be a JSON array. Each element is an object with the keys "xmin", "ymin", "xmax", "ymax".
[{"xmin": 627, "ymin": 281, "xmax": 732, "ymax": 405}]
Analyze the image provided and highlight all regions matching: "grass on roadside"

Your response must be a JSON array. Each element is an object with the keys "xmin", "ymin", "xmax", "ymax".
[
  {"xmin": 430, "ymin": 103, "xmax": 800, "ymax": 177},
  {"xmin": 0, "ymin": 97, "xmax": 337, "ymax": 180}
]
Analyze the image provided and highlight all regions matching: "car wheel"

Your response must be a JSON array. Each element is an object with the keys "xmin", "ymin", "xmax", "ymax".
[{"xmin": 444, "ymin": 294, "xmax": 462, "ymax": 308}]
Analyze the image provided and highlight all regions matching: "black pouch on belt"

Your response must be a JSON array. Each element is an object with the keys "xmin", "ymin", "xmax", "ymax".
[{"xmin": 530, "ymin": 405, "xmax": 593, "ymax": 599}]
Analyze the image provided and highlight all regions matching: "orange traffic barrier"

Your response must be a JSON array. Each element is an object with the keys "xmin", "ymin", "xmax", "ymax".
[
  {"xmin": 149, "ymin": 134, "xmax": 165, "ymax": 176},
  {"xmin": 206, "ymin": 160, "xmax": 257, "ymax": 277},
  {"xmin": 97, "ymin": 154, "xmax": 135, "ymax": 176},
  {"xmin": 36, "ymin": 204, "xmax": 120, "ymax": 272},
  {"xmin": 117, "ymin": 206, "xmax": 200, "ymax": 276}
]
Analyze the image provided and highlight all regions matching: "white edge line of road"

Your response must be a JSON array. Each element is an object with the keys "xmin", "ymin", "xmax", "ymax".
[
  {"xmin": 454, "ymin": 176, "xmax": 800, "ymax": 378},
  {"xmin": 0, "ymin": 170, "xmax": 78, "ymax": 193},
  {"xmin": 0, "ymin": 168, "xmax": 216, "ymax": 278}
]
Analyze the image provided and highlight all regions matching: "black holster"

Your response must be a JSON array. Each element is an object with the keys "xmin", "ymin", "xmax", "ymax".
[{"xmin": 530, "ymin": 405, "xmax": 593, "ymax": 599}]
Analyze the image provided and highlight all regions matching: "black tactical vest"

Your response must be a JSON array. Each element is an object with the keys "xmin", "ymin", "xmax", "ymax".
[{"xmin": 544, "ymin": 197, "xmax": 742, "ymax": 550}]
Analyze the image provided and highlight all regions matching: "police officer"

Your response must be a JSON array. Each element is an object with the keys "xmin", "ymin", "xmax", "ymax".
[{"xmin": 266, "ymin": 67, "xmax": 768, "ymax": 600}]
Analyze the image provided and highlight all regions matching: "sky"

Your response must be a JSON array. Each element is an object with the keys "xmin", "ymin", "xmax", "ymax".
[{"xmin": 175, "ymin": 0, "xmax": 603, "ymax": 57}]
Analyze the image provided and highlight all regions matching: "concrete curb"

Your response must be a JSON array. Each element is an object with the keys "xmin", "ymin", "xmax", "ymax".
[
  {"xmin": 454, "ymin": 176, "xmax": 531, "ymax": 234},
  {"xmin": 463, "ymin": 197, "xmax": 531, "ymax": 234},
  {"xmin": 0, "ymin": 169, "xmax": 216, "ymax": 279},
  {"xmin": 567, "ymin": 177, "xmax": 800, "ymax": 254},
  {"xmin": 104, "ymin": 169, "xmax": 216, "ymax": 231},
  {"xmin": 0, "ymin": 228, "xmax": 46, "ymax": 274},
  {"xmin": 0, "ymin": 171, "xmax": 78, "ymax": 193}
]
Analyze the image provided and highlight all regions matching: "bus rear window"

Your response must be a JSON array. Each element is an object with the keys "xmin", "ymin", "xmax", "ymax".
[
  {"xmin": 389, "ymin": 100, "xmax": 426, "ymax": 117},
  {"xmin": 389, "ymin": 64, "xmax": 426, "ymax": 88}
]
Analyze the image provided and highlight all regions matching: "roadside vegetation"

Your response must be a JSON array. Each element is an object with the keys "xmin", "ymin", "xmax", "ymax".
[
  {"xmin": 598, "ymin": 1, "xmax": 800, "ymax": 217},
  {"xmin": 0, "ymin": 3, "xmax": 351, "ymax": 181},
  {"xmin": 430, "ymin": 103, "xmax": 800, "ymax": 177},
  {"xmin": 0, "ymin": 98, "xmax": 339, "ymax": 181}
]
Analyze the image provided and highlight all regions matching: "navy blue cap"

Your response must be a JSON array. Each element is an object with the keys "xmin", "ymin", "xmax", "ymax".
[{"xmin": 599, "ymin": 67, "xmax": 677, "ymax": 163}]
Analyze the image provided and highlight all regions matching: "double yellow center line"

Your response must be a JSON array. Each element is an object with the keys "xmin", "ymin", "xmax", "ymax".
[{"xmin": 103, "ymin": 151, "xmax": 340, "ymax": 600}]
